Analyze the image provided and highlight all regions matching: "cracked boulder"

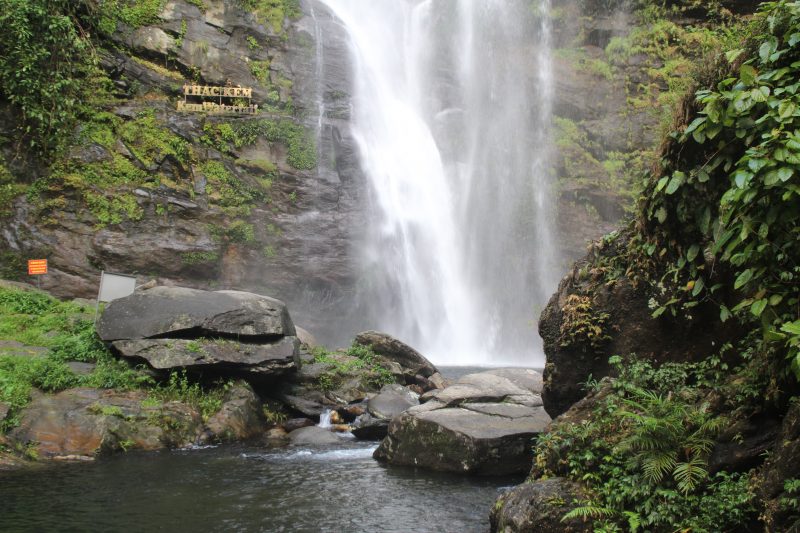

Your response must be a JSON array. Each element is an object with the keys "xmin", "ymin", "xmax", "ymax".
[
  {"xmin": 98, "ymin": 286, "xmax": 296, "ymax": 341},
  {"xmin": 98, "ymin": 286, "xmax": 299, "ymax": 381},
  {"xmin": 374, "ymin": 369, "xmax": 550, "ymax": 475}
]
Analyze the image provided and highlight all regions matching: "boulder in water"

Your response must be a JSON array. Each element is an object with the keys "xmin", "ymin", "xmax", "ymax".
[
  {"xmin": 374, "ymin": 369, "xmax": 550, "ymax": 475},
  {"xmin": 288, "ymin": 426, "xmax": 340, "ymax": 446}
]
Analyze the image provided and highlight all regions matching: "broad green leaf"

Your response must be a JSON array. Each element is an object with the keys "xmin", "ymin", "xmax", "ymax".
[
  {"xmin": 720, "ymin": 305, "xmax": 732, "ymax": 322},
  {"xmin": 790, "ymin": 33, "xmax": 800, "ymax": 47},
  {"xmin": 655, "ymin": 207, "xmax": 667, "ymax": 224},
  {"xmin": 734, "ymin": 269, "xmax": 753, "ymax": 290},
  {"xmin": 779, "ymin": 101, "xmax": 796, "ymax": 119},
  {"xmin": 778, "ymin": 166, "xmax": 794, "ymax": 182},
  {"xmin": 740, "ymin": 64, "xmax": 757, "ymax": 85},
  {"xmin": 781, "ymin": 321, "xmax": 800, "ymax": 336},
  {"xmin": 751, "ymin": 298, "xmax": 768, "ymax": 317},
  {"xmin": 726, "ymin": 49, "xmax": 745, "ymax": 63},
  {"xmin": 684, "ymin": 117, "xmax": 706, "ymax": 135},
  {"xmin": 692, "ymin": 277, "xmax": 705, "ymax": 297},
  {"xmin": 656, "ymin": 176, "xmax": 669, "ymax": 191},
  {"xmin": 666, "ymin": 172, "xmax": 685, "ymax": 195},
  {"xmin": 687, "ymin": 244, "xmax": 700, "ymax": 262}
]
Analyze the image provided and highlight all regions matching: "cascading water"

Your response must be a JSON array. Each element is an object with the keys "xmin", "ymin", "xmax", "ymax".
[{"xmin": 317, "ymin": 0, "xmax": 560, "ymax": 365}]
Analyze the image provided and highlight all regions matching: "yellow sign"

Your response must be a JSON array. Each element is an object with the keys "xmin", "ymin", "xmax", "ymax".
[
  {"xmin": 182, "ymin": 85, "xmax": 253, "ymax": 98},
  {"xmin": 178, "ymin": 84, "xmax": 257, "ymax": 115},
  {"xmin": 177, "ymin": 101, "xmax": 258, "ymax": 114},
  {"xmin": 28, "ymin": 259, "xmax": 47, "ymax": 275}
]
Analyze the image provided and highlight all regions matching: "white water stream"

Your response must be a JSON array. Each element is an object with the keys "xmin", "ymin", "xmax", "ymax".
[{"xmin": 318, "ymin": 0, "xmax": 559, "ymax": 366}]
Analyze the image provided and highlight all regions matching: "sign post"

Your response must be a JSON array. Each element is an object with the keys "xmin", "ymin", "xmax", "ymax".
[
  {"xmin": 27, "ymin": 259, "xmax": 47, "ymax": 289},
  {"xmin": 94, "ymin": 271, "xmax": 138, "ymax": 326}
]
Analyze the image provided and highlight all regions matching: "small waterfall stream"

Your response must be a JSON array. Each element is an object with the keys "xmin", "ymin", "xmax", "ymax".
[{"xmin": 316, "ymin": 0, "xmax": 559, "ymax": 365}]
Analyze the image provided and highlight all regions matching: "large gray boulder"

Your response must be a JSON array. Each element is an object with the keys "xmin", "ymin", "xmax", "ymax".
[
  {"xmin": 97, "ymin": 286, "xmax": 300, "ymax": 381},
  {"xmin": 374, "ymin": 370, "xmax": 551, "ymax": 475},
  {"xmin": 98, "ymin": 287, "xmax": 295, "ymax": 341}
]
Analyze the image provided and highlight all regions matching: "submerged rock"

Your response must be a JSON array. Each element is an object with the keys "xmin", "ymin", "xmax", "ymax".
[
  {"xmin": 374, "ymin": 370, "xmax": 550, "ymax": 475},
  {"xmin": 288, "ymin": 426, "xmax": 340, "ymax": 446},
  {"xmin": 489, "ymin": 478, "xmax": 592, "ymax": 532}
]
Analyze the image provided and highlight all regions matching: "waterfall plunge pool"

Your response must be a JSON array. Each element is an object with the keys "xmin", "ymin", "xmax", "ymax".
[{"xmin": 0, "ymin": 441, "xmax": 522, "ymax": 533}]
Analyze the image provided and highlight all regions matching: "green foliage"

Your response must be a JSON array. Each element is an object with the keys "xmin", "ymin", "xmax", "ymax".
[
  {"xmin": 534, "ymin": 356, "xmax": 757, "ymax": 531},
  {"xmin": 94, "ymin": 0, "xmax": 166, "ymax": 35},
  {"xmin": 180, "ymin": 251, "xmax": 220, "ymax": 265},
  {"xmin": 311, "ymin": 343, "xmax": 395, "ymax": 392},
  {"xmin": 203, "ymin": 119, "xmax": 316, "ymax": 170},
  {"xmin": 0, "ymin": 0, "xmax": 94, "ymax": 153},
  {"xmin": 634, "ymin": 1, "xmax": 800, "ymax": 379},
  {"xmin": 250, "ymin": 60, "xmax": 271, "ymax": 85},
  {"xmin": 151, "ymin": 371, "xmax": 230, "ymax": 421},
  {"xmin": 201, "ymin": 160, "xmax": 263, "ymax": 215},
  {"xmin": 120, "ymin": 110, "xmax": 190, "ymax": 168},
  {"xmin": 209, "ymin": 220, "xmax": 256, "ymax": 244},
  {"xmin": 559, "ymin": 294, "xmax": 612, "ymax": 350},
  {"xmin": 0, "ymin": 160, "xmax": 26, "ymax": 218},
  {"xmin": 238, "ymin": 0, "xmax": 302, "ymax": 34},
  {"xmin": 782, "ymin": 478, "xmax": 800, "ymax": 529},
  {"xmin": 0, "ymin": 286, "xmax": 154, "ymax": 430}
]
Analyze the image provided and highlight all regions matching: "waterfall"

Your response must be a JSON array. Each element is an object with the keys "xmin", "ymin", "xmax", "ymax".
[{"xmin": 317, "ymin": 0, "xmax": 559, "ymax": 366}]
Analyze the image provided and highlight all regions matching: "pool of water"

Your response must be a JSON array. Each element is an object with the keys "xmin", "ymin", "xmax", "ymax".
[{"xmin": 0, "ymin": 441, "xmax": 522, "ymax": 532}]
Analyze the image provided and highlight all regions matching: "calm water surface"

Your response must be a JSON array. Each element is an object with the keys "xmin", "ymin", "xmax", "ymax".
[{"xmin": 0, "ymin": 441, "xmax": 522, "ymax": 533}]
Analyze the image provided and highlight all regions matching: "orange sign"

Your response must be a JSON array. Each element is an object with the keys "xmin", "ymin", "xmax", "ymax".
[{"xmin": 27, "ymin": 259, "xmax": 47, "ymax": 275}]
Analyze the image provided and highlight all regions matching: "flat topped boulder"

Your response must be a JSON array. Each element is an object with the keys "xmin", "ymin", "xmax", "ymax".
[
  {"xmin": 97, "ymin": 286, "xmax": 295, "ymax": 341},
  {"xmin": 374, "ymin": 369, "xmax": 550, "ymax": 475}
]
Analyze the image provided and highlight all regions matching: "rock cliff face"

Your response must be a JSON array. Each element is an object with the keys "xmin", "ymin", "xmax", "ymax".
[{"xmin": 0, "ymin": 0, "xmax": 365, "ymax": 347}]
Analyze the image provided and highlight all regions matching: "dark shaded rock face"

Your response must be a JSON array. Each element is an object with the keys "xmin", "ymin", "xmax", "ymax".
[
  {"xmin": 758, "ymin": 402, "xmax": 800, "ymax": 531},
  {"xmin": 99, "ymin": 286, "xmax": 299, "ymax": 381},
  {"xmin": 540, "ymin": 241, "xmax": 739, "ymax": 418},
  {"xmin": 374, "ymin": 370, "xmax": 550, "ymax": 475},
  {"xmin": 489, "ymin": 478, "xmax": 592, "ymax": 533}
]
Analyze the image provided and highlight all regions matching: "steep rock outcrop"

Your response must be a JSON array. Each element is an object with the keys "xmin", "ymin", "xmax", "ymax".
[{"xmin": 540, "ymin": 235, "xmax": 739, "ymax": 418}]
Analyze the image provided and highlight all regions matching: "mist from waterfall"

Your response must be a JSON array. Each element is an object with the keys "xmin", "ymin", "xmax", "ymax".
[{"xmin": 317, "ymin": 0, "xmax": 559, "ymax": 366}]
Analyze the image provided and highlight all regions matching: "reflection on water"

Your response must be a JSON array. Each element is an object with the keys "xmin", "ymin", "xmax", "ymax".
[{"xmin": 0, "ymin": 442, "xmax": 522, "ymax": 533}]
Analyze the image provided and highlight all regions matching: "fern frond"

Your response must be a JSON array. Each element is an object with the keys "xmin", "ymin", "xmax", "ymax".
[
  {"xmin": 642, "ymin": 450, "xmax": 677, "ymax": 484},
  {"xmin": 674, "ymin": 456, "xmax": 708, "ymax": 494},
  {"xmin": 562, "ymin": 503, "xmax": 617, "ymax": 522}
]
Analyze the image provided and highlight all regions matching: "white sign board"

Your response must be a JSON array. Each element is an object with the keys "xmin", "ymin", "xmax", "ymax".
[{"xmin": 98, "ymin": 271, "xmax": 137, "ymax": 303}]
